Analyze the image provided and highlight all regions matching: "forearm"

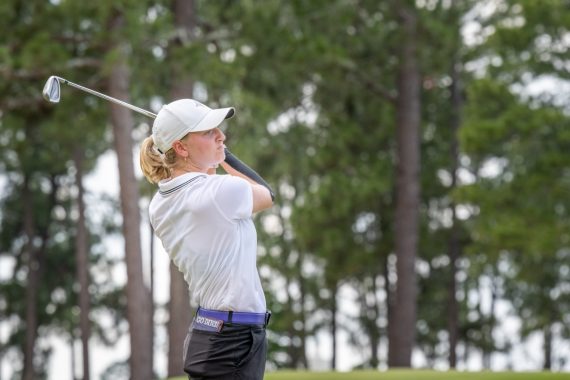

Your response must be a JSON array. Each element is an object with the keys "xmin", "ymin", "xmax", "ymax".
[{"xmin": 220, "ymin": 161, "xmax": 255, "ymax": 184}]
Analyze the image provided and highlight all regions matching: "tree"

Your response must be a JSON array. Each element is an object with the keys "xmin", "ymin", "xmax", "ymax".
[
  {"xmin": 165, "ymin": 0, "xmax": 196, "ymax": 375},
  {"xmin": 73, "ymin": 147, "xmax": 91, "ymax": 380},
  {"xmin": 3, "ymin": 0, "xmax": 569, "ymax": 375},
  {"xmin": 388, "ymin": 1, "xmax": 421, "ymax": 367},
  {"xmin": 460, "ymin": 79, "xmax": 570, "ymax": 369},
  {"xmin": 0, "ymin": 77, "xmax": 115, "ymax": 380},
  {"xmin": 106, "ymin": 7, "xmax": 153, "ymax": 379},
  {"xmin": 457, "ymin": 0, "xmax": 570, "ymax": 369}
]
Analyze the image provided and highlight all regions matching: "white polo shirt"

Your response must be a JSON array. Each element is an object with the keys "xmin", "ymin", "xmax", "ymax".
[{"xmin": 149, "ymin": 172, "xmax": 266, "ymax": 313}]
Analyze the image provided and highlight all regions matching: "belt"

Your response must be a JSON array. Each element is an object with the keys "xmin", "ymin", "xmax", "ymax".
[{"xmin": 197, "ymin": 307, "xmax": 271, "ymax": 326}]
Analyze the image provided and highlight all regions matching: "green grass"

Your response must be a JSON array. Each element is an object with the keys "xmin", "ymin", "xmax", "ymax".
[{"xmin": 170, "ymin": 369, "xmax": 570, "ymax": 380}]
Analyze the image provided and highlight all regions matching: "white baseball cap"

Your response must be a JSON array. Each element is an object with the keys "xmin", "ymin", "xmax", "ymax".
[{"xmin": 152, "ymin": 99, "xmax": 235, "ymax": 153}]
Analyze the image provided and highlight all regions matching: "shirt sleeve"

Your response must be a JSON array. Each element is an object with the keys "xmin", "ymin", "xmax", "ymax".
[{"xmin": 213, "ymin": 175, "xmax": 253, "ymax": 220}]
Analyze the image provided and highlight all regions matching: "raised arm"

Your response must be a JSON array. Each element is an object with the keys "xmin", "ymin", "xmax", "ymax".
[{"xmin": 221, "ymin": 148, "xmax": 274, "ymax": 213}]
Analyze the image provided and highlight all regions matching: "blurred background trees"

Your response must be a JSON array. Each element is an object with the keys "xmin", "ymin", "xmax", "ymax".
[{"xmin": 0, "ymin": 0, "xmax": 568, "ymax": 379}]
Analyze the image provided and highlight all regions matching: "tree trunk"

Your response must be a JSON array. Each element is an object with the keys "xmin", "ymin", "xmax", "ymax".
[
  {"xmin": 276, "ymin": 210, "xmax": 307, "ymax": 368},
  {"xmin": 384, "ymin": 256, "xmax": 393, "ymax": 367},
  {"xmin": 169, "ymin": 0, "xmax": 198, "ymax": 99},
  {"xmin": 284, "ymin": 272, "xmax": 295, "ymax": 367},
  {"xmin": 149, "ymin": 222, "xmax": 155, "ymax": 372},
  {"xmin": 388, "ymin": 3, "xmax": 421, "ymax": 368},
  {"xmin": 22, "ymin": 174, "xmax": 57, "ymax": 380},
  {"xmin": 22, "ymin": 175, "xmax": 38, "ymax": 380},
  {"xmin": 369, "ymin": 276, "xmax": 381, "ymax": 368},
  {"xmin": 107, "ymin": 10, "xmax": 153, "ymax": 380},
  {"xmin": 447, "ymin": 54, "xmax": 463, "ymax": 369},
  {"xmin": 330, "ymin": 283, "xmax": 338, "ymax": 370},
  {"xmin": 358, "ymin": 276, "xmax": 381, "ymax": 368},
  {"xmin": 70, "ymin": 336, "xmax": 76, "ymax": 380},
  {"xmin": 482, "ymin": 274, "xmax": 497, "ymax": 369},
  {"xmin": 166, "ymin": 0, "xmax": 196, "ymax": 376},
  {"xmin": 167, "ymin": 263, "xmax": 191, "ymax": 376},
  {"xmin": 296, "ymin": 249, "xmax": 308, "ymax": 369},
  {"xmin": 290, "ymin": 246, "xmax": 309, "ymax": 369},
  {"xmin": 543, "ymin": 324, "xmax": 552, "ymax": 370},
  {"xmin": 73, "ymin": 149, "xmax": 91, "ymax": 380}
]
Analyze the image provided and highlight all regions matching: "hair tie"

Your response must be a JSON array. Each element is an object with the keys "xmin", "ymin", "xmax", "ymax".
[{"xmin": 152, "ymin": 144, "xmax": 164, "ymax": 156}]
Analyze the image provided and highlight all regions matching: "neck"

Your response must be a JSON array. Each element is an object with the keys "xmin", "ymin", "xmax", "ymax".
[
  {"xmin": 171, "ymin": 164, "xmax": 202, "ymax": 178},
  {"xmin": 171, "ymin": 161, "xmax": 214, "ymax": 178}
]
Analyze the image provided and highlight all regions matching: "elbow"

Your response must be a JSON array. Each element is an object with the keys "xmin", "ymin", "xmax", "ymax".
[
  {"xmin": 252, "ymin": 185, "xmax": 274, "ymax": 213},
  {"xmin": 262, "ymin": 189, "xmax": 275, "ymax": 210}
]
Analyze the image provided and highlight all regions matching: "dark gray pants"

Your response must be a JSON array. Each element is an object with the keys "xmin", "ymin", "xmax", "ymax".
[{"xmin": 183, "ymin": 322, "xmax": 267, "ymax": 380}]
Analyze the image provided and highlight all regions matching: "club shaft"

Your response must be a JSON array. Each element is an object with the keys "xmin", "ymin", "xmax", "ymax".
[{"xmin": 58, "ymin": 77, "xmax": 157, "ymax": 119}]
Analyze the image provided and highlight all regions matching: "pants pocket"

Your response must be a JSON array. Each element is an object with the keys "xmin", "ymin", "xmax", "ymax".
[
  {"xmin": 236, "ymin": 327, "xmax": 265, "ymax": 367},
  {"xmin": 184, "ymin": 326, "xmax": 253, "ymax": 378},
  {"xmin": 184, "ymin": 330, "xmax": 218, "ymax": 378}
]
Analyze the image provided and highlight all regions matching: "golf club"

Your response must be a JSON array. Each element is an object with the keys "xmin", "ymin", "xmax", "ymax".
[
  {"xmin": 42, "ymin": 75, "xmax": 275, "ymax": 197},
  {"xmin": 42, "ymin": 75, "xmax": 157, "ymax": 119}
]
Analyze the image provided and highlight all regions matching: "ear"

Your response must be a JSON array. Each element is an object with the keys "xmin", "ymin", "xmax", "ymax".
[{"xmin": 171, "ymin": 140, "xmax": 189, "ymax": 158}]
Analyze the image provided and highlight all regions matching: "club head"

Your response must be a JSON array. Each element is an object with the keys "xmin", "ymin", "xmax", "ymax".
[{"xmin": 42, "ymin": 76, "xmax": 61, "ymax": 103}]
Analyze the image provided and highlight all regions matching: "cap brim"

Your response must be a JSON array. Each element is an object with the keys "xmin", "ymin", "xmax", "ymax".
[{"xmin": 192, "ymin": 107, "xmax": 235, "ymax": 132}]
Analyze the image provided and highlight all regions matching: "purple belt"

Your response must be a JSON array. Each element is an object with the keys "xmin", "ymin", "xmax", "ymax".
[{"xmin": 197, "ymin": 307, "xmax": 271, "ymax": 326}]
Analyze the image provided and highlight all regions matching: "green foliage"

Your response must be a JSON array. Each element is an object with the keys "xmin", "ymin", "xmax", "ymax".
[
  {"xmin": 0, "ymin": 0, "xmax": 129, "ymax": 375},
  {"xmin": 2, "ymin": 0, "xmax": 570, "ymax": 376},
  {"xmin": 457, "ymin": 0, "xmax": 570, "ymax": 368}
]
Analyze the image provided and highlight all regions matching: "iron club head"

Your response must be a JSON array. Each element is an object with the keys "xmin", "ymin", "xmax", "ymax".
[
  {"xmin": 42, "ymin": 76, "xmax": 61, "ymax": 103},
  {"xmin": 41, "ymin": 75, "xmax": 157, "ymax": 118}
]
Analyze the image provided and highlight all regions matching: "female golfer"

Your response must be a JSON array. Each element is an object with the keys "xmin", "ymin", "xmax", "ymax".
[{"xmin": 140, "ymin": 98, "xmax": 274, "ymax": 379}]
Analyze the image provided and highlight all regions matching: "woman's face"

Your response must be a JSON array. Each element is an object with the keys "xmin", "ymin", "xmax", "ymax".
[{"xmin": 182, "ymin": 127, "xmax": 226, "ymax": 170}]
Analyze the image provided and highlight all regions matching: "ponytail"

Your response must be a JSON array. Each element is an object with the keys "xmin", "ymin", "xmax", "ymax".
[{"xmin": 140, "ymin": 136, "xmax": 175, "ymax": 184}]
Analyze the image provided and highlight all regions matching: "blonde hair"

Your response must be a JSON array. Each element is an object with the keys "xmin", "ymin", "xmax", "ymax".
[{"xmin": 140, "ymin": 136, "xmax": 177, "ymax": 184}]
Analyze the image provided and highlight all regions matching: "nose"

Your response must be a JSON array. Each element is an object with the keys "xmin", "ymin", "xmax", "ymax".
[{"xmin": 216, "ymin": 128, "xmax": 226, "ymax": 142}]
